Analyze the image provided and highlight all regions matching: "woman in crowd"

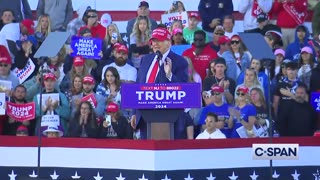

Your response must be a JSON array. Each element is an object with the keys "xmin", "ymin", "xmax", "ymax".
[
  {"xmin": 206, "ymin": 60, "xmax": 215, "ymax": 78},
  {"xmin": 64, "ymin": 75, "xmax": 83, "ymax": 107},
  {"xmin": 35, "ymin": 14, "xmax": 51, "ymax": 38},
  {"xmin": 270, "ymin": 59, "xmax": 290, "ymax": 96},
  {"xmin": 129, "ymin": 15, "xmax": 151, "ymax": 68},
  {"xmin": 222, "ymin": 34, "xmax": 250, "ymax": 81},
  {"xmin": 96, "ymin": 67, "xmax": 121, "ymax": 105},
  {"xmin": 235, "ymin": 68, "xmax": 263, "ymax": 98},
  {"xmin": 169, "ymin": 19, "xmax": 183, "ymax": 33},
  {"xmin": 297, "ymin": 46, "xmax": 315, "ymax": 90},
  {"xmin": 99, "ymin": 102, "xmax": 132, "ymax": 139},
  {"xmin": 68, "ymin": 101, "xmax": 98, "ymax": 138},
  {"xmin": 250, "ymin": 88, "xmax": 269, "ymax": 137},
  {"xmin": 104, "ymin": 23, "xmax": 123, "ymax": 49},
  {"xmin": 171, "ymin": 28, "xmax": 188, "ymax": 45},
  {"xmin": 230, "ymin": 87, "xmax": 257, "ymax": 138},
  {"xmin": 42, "ymin": 47, "xmax": 66, "ymax": 85},
  {"xmin": 165, "ymin": 1, "xmax": 186, "ymax": 14},
  {"xmin": 264, "ymin": 30, "xmax": 283, "ymax": 52},
  {"xmin": 272, "ymin": 48, "xmax": 285, "ymax": 78}
]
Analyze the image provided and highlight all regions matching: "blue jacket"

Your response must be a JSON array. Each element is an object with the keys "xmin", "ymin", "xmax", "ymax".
[
  {"xmin": 222, "ymin": 50, "xmax": 251, "ymax": 82},
  {"xmin": 285, "ymin": 25, "xmax": 316, "ymax": 62}
]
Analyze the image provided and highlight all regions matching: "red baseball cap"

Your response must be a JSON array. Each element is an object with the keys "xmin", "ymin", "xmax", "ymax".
[
  {"xmin": 188, "ymin": 12, "xmax": 200, "ymax": 20},
  {"xmin": 218, "ymin": 36, "xmax": 231, "ymax": 45},
  {"xmin": 150, "ymin": 28, "xmax": 171, "ymax": 42},
  {"xmin": 106, "ymin": 102, "xmax": 119, "ymax": 113},
  {"xmin": 44, "ymin": 73, "xmax": 57, "ymax": 81},
  {"xmin": 237, "ymin": 86, "xmax": 249, "ymax": 94},
  {"xmin": 113, "ymin": 43, "xmax": 121, "ymax": 50},
  {"xmin": 172, "ymin": 28, "xmax": 183, "ymax": 36},
  {"xmin": 211, "ymin": 85, "xmax": 224, "ymax": 93},
  {"xmin": 0, "ymin": 45, "xmax": 12, "ymax": 64},
  {"xmin": 73, "ymin": 56, "xmax": 85, "ymax": 66},
  {"xmin": 83, "ymin": 75, "xmax": 95, "ymax": 84},
  {"xmin": 116, "ymin": 45, "xmax": 128, "ymax": 54},
  {"xmin": 16, "ymin": 125, "xmax": 28, "ymax": 132},
  {"xmin": 21, "ymin": 19, "xmax": 35, "ymax": 35}
]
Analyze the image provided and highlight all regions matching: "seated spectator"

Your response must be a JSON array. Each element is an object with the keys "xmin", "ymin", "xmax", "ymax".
[
  {"xmin": 235, "ymin": 68, "xmax": 264, "ymax": 98},
  {"xmin": 0, "ymin": 9, "xmax": 15, "ymax": 31},
  {"xmin": 129, "ymin": 15, "xmax": 151, "ymax": 69},
  {"xmin": 217, "ymin": 36, "xmax": 231, "ymax": 57},
  {"xmin": 182, "ymin": 30, "xmax": 218, "ymax": 80},
  {"xmin": 3, "ymin": 85, "xmax": 35, "ymax": 136},
  {"xmin": 101, "ymin": 45, "xmax": 137, "ymax": 83},
  {"xmin": 222, "ymin": 15, "xmax": 237, "ymax": 39},
  {"xmin": 285, "ymin": 25, "xmax": 316, "ymax": 62},
  {"xmin": 196, "ymin": 112, "xmax": 226, "ymax": 139},
  {"xmin": 60, "ymin": 56, "xmax": 89, "ymax": 93},
  {"xmin": 64, "ymin": 75, "xmax": 83, "ymax": 107},
  {"xmin": 209, "ymin": 25, "xmax": 225, "ymax": 52},
  {"xmin": 68, "ymin": 101, "xmax": 98, "ymax": 138},
  {"xmin": 16, "ymin": 125, "xmax": 28, "ymax": 136},
  {"xmin": 43, "ymin": 125, "xmax": 63, "ymax": 138},
  {"xmin": 42, "ymin": 47, "xmax": 66, "ymax": 86},
  {"xmin": 35, "ymin": 14, "xmax": 51, "ymax": 39},
  {"xmin": 273, "ymin": 48, "xmax": 286, "ymax": 77},
  {"xmin": 34, "ymin": 73, "xmax": 70, "ymax": 135},
  {"xmin": 36, "ymin": 0, "xmax": 73, "ymax": 32},
  {"xmin": 183, "ymin": 12, "xmax": 203, "ymax": 44},
  {"xmin": 223, "ymin": 34, "xmax": 251, "ymax": 81},
  {"xmin": 171, "ymin": 28, "xmax": 188, "ymax": 45},
  {"xmin": 0, "ymin": 45, "xmax": 19, "ymax": 88},
  {"xmin": 297, "ymin": 47, "xmax": 315, "ymax": 90},
  {"xmin": 66, "ymin": 5, "xmax": 87, "ymax": 42},
  {"xmin": 264, "ymin": 30, "xmax": 283, "ymax": 52},
  {"xmin": 0, "ymin": 0, "xmax": 32, "ymax": 22},
  {"xmin": 97, "ymin": 67, "xmax": 121, "ymax": 105},
  {"xmin": 199, "ymin": 85, "xmax": 233, "ymax": 138},
  {"xmin": 99, "ymin": 102, "xmax": 132, "ymax": 139},
  {"xmin": 79, "ymin": 8, "xmax": 106, "ymax": 39},
  {"xmin": 230, "ymin": 87, "xmax": 257, "ymax": 138},
  {"xmin": 71, "ymin": 75, "xmax": 105, "ymax": 117}
]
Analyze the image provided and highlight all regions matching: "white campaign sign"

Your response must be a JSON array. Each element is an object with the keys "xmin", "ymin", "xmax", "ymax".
[
  {"xmin": 14, "ymin": 59, "xmax": 35, "ymax": 84},
  {"xmin": 41, "ymin": 115, "xmax": 60, "ymax": 127},
  {"xmin": 161, "ymin": 11, "xmax": 188, "ymax": 28},
  {"xmin": 0, "ymin": 93, "xmax": 5, "ymax": 115}
]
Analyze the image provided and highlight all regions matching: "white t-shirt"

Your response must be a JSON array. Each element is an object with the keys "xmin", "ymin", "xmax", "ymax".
[
  {"xmin": 0, "ymin": 23, "xmax": 20, "ymax": 42},
  {"xmin": 101, "ymin": 62, "xmax": 137, "ymax": 82},
  {"xmin": 196, "ymin": 129, "xmax": 226, "ymax": 139},
  {"xmin": 224, "ymin": 31, "xmax": 238, "ymax": 39}
]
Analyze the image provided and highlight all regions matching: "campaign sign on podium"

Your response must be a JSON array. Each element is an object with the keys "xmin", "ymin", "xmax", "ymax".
[
  {"xmin": 121, "ymin": 83, "xmax": 201, "ymax": 109},
  {"xmin": 311, "ymin": 92, "xmax": 320, "ymax": 112}
]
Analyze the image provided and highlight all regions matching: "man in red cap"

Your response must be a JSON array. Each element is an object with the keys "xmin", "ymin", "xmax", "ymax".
[
  {"xmin": 0, "ymin": 45, "xmax": 19, "ymax": 88},
  {"xmin": 101, "ymin": 44, "xmax": 137, "ymax": 83},
  {"xmin": 183, "ymin": 12, "xmax": 204, "ymax": 44},
  {"xmin": 130, "ymin": 27, "xmax": 188, "ymax": 139},
  {"xmin": 217, "ymin": 35, "xmax": 231, "ymax": 57}
]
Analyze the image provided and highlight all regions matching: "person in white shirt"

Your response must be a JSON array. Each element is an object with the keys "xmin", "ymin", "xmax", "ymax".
[
  {"xmin": 222, "ymin": 15, "xmax": 237, "ymax": 39},
  {"xmin": 101, "ymin": 45, "xmax": 137, "ymax": 83},
  {"xmin": 196, "ymin": 112, "xmax": 226, "ymax": 139}
]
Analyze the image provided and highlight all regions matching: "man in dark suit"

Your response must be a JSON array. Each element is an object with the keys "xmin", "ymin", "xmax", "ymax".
[{"xmin": 130, "ymin": 27, "xmax": 189, "ymax": 139}]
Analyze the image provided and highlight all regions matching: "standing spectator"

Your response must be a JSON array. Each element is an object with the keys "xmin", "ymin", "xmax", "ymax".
[
  {"xmin": 0, "ymin": 0, "xmax": 32, "ymax": 22},
  {"xmin": 311, "ymin": 2, "xmax": 320, "ymax": 40},
  {"xmin": 285, "ymin": 25, "xmax": 316, "ymax": 62},
  {"xmin": 0, "ymin": 45, "xmax": 19, "ymax": 88},
  {"xmin": 238, "ymin": 0, "xmax": 273, "ymax": 33},
  {"xmin": 209, "ymin": 25, "xmax": 225, "ymax": 52},
  {"xmin": 196, "ymin": 112, "xmax": 227, "ymax": 139},
  {"xmin": 35, "ymin": 14, "xmax": 51, "ymax": 39},
  {"xmin": 79, "ymin": 8, "xmax": 106, "ymax": 39},
  {"xmin": 104, "ymin": 23, "xmax": 123, "ymax": 49},
  {"xmin": 297, "ymin": 47, "xmax": 315, "ymax": 90},
  {"xmin": 0, "ymin": 9, "xmax": 15, "ymax": 31},
  {"xmin": 171, "ymin": 28, "xmax": 188, "ymax": 45},
  {"xmin": 64, "ymin": 75, "xmax": 83, "ymax": 108},
  {"xmin": 198, "ymin": 0, "xmax": 233, "ymax": 41},
  {"xmin": 182, "ymin": 30, "xmax": 218, "ymax": 80},
  {"xmin": 129, "ymin": 16, "xmax": 152, "ymax": 69},
  {"xmin": 68, "ymin": 101, "xmax": 98, "ymax": 138},
  {"xmin": 222, "ymin": 15, "xmax": 237, "ymax": 39},
  {"xmin": 126, "ymin": 1, "xmax": 158, "ymax": 44},
  {"xmin": 101, "ymin": 45, "xmax": 137, "ymax": 83},
  {"xmin": 66, "ymin": 5, "xmax": 87, "ymax": 41},
  {"xmin": 99, "ymin": 102, "xmax": 132, "ymax": 139},
  {"xmin": 36, "ymin": 0, "xmax": 73, "ymax": 32},
  {"xmin": 217, "ymin": 35, "xmax": 231, "ymax": 57},
  {"xmin": 164, "ymin": 1, "xmax": 186, "ymax": 14},
  {"xmin": 271, "ymin": 0, "xmax": 308, "ymax": 48},
  {"xmin": 183, "ymin": 12, "xmax": 203, "ymax": 44},
  {"xmin": 277, "ymin": 84, "xmax": 317, "ymax": 136},
  {"xmin": 97, "ymin": 67, "xmax": 121, "ymax": 105},
  {"xmin": 222, "ymin": 34, "xmax": 251, "ymax": 81}
]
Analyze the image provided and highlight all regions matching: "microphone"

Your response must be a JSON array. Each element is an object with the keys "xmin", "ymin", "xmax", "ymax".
[{"xmin": 156, "ymin": 50, "xmax": 162, "ymax": 62}]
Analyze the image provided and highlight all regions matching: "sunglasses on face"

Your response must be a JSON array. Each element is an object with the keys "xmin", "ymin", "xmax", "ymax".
[
  {"xmin": 236, "ymin": 92, "xmax": 246, "ymax": 96},
  {"xmin": 211, "ymin": 92, "xmax": 221, "ymax": 96},
  {"xmin": 87, "ymin": 15, "xmax": 97, "ymax": 18},
  {"xmin": 215, "ymin": 32, "xmax": 224, "ymax": 36},
  {"xmin": 0, "ymin": 64, "xmax": 8, "ymax": 67},
  {"xmin": 231, "ymin": 40, "xmax": 240, "ymax": 45}
]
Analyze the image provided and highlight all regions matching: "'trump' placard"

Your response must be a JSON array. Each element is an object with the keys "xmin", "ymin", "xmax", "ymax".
[
  {"xmin": 7, "ymin": 102, "xmax": 35, "ymax": 121},
  {"xmin": 121, "ymin": 83, "xmax": 201, "ymax": 109},
  {"xmin": 70, "ymin": 36, "xmax": 102, "ymax": 59},
  {"xmin": 13, "ymin": 59, "xmax": 36, "ymax": 84},
  {"xmin": 311, "ymin": 92, "xmax": 320, "ymax": 111}
]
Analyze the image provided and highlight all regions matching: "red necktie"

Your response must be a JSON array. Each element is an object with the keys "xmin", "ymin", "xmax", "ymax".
[{"xmin": 147, "ymin": 60, "xmax": 159, "ymax": 83}]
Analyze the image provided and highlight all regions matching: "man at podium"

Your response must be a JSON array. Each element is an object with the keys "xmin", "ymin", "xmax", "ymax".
[{"xmin": 130, "ymin": 27, "xmax": 189, "ymax": 139}]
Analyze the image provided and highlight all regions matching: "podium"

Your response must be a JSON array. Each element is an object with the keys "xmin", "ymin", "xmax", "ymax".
[{"xmin": 121, "ymin": 83, "xmax": 201, "ymax": 140}]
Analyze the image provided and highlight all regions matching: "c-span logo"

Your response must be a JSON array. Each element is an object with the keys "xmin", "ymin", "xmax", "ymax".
[{"xmin": 252, "ymin": 144, "xmax": 299, "ymax": 160}]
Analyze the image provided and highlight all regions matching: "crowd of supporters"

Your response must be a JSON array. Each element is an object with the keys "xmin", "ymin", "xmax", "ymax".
[{"xmin": 0, "ymin": 0, "xmax": 320, "ymax": 139}]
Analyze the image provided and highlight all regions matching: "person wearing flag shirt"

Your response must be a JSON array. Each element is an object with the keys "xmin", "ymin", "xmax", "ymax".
[
  {"xmin": 230, "ymin": 87, "xmax": 257, "ymax": 138},
  {"xmin": 202, "ymin": 57, "xmax": 235, "ymax": 104},
  {"xmin": 71, "ymin": 75, "xmax": 105, "ymax": 118},
  {"xmin": 199, "ymin": 85, "xmax": 234, "ymax": 138},
  {"xmin": 238, "ymin": 0, "xmax": 273, "ymax": 33},
  {"xmin": 182, "ymin": 30, "xmax": 218, "ymax": 80},
  {"xmin": 33, "ymin": 73, "xmax": 70, "ymax": 135},
  {"xmin": 271, "ymin": 0, "xmax": 308, "ymax": 48},
  {"xmin": 130, "ymin": 27, "xmax": 188, "ymax": 139}
]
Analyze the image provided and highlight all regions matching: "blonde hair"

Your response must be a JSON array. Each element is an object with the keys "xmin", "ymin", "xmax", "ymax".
[
  {"xmin": 130, "ymin": 16, "xmax": 151, "ymax": 44},
  {"xmin": 244, "ymin": 68, "xmax": 261, "ymax": 87},
  {"xmin": 35, "ymin": 14, "xmax": 52, "ymax": 37},
  {"xmin": 104, "ymin": 23, "xmax": 123, "ymax": 45}
]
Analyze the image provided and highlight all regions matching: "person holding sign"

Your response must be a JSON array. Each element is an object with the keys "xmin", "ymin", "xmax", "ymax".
[{"xmin": 131, "ymin": 27, "xmax": 188, "ymax": 139}]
